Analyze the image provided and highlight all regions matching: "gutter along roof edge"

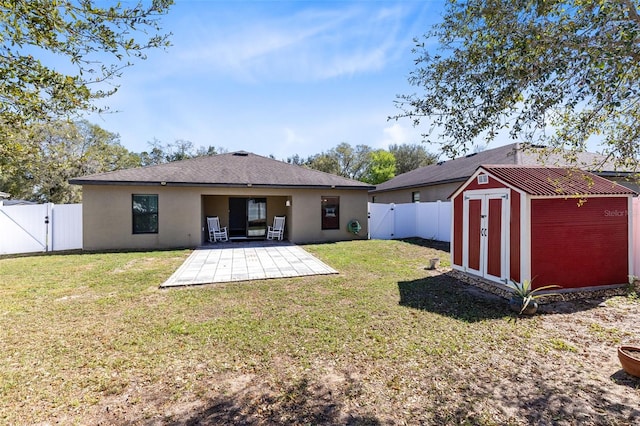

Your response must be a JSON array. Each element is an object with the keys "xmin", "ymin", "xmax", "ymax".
[{"xmin": 68, "ymin": 179, "xmax": 375, "ymax": 190}]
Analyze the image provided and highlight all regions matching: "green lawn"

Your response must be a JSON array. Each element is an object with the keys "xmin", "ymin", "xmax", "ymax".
[{"xmin": 0, "ymin": 240, "xmax": 638, "ymax": 425}]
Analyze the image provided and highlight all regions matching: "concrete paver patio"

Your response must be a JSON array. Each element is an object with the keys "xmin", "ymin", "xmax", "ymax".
[{"xmin": 161, "ymin": 241, "xmax": 338, "ymax": 287}]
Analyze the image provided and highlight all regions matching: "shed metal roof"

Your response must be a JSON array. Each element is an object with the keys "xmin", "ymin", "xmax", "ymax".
[
  {"xmin": 480, "ymin": 165, "xmax": 637, "ymax": 197},
  {"xmin": 69, "ymin": 151, "xmax": 374, "ymax": 190}
]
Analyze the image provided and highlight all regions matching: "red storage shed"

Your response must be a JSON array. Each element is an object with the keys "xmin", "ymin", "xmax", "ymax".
[{"xmin": 450, "ymin": 165, "xmax": 636, "ymax": 290}]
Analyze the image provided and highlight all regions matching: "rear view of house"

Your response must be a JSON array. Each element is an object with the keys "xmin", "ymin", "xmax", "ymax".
[
  {"xmin": 69, "ymin": 151, "xmax": 373, "ymax": 250},
  {"xmin": 450, "ymin": 165, "xmax": 636, "ymax": 290}
]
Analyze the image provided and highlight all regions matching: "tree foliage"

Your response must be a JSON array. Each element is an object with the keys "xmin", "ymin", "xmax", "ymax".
[
  {"xmin": 285, "ymin": 153, "xmax": 306, "ymax": 166},
  {"xmin": 307, "ymin": 143, "xmax": 373, "ymax": 180},
  {"xmin": 388, "ymin": 143, "xmax": 438, "ymax": 175},
  {"xmin": 393, "ymin": 0, "xmax": 640, "ymax": 171},
  {"xmin": 0, "ymin": 0, "xmax": 172, "ymax": 131},
  {"xmin": 1, "ymin": 120, "xmax": 139, "ymax": 203},
  {"xmin": 290, "ymin": 142, "xmax": 439, "ymax": 183},
  {"xmin": 362, "ymin": 150, "xmax": 396, "ymax": 184},
  {"xmin": 138, "ymin": 138, "xmax": 226, "ymax": 165}
]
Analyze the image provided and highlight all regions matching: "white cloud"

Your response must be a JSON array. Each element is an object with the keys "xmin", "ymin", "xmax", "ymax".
[
  {"xmin": 283, "ymin": 127, "xmax": 306, "ymax": 146},
  {"xmin": 172, "ymin": 3, "xmax": 417, "ymax": 82},
  {"xmin": 381, "ymin": 122, "xmax": 421, "ymax": 147},
  {"xmin": 270, "ymin": 127, "xmax": 307, "ymax": 159}
]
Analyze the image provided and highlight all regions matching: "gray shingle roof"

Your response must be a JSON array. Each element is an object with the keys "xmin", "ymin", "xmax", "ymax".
[
  {"xmin": 370, "ymin": 143, "xmax": 625, "ymax": 194},
  {"xmin": 69, "ymin": 151, "xmax": 374, "ymax": 190}
]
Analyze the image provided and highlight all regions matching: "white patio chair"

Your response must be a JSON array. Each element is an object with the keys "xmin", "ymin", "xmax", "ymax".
[
  {"xmin": 266, "ymin": 216, "xmax": 285, "ymax": 241},
  {"xmin": 207, "ymin": 216, "xmax": 228, "ymax": 242}
]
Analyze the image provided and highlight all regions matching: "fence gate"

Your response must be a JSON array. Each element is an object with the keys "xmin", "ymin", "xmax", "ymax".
[
  {"xmin": 368, "ymin": 203, "xmax": 396, "ymax": 239},
  {"xmin": 0, "ymin": 203, "xmax": 50, "ymax": 254},
  {"xmin": 0, "ymin": 203, "xmax": 82, "ymax": 255}
]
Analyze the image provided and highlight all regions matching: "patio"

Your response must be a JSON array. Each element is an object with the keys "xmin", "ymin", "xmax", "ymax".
[{"xmin": 161, "ymin": 241, "xmax": 338, "ymax": 287}]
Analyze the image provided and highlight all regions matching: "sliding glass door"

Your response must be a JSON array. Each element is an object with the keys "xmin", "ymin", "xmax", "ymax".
[
  {"xmin": 247, "ymin": 198, "xmax": 267, "ymax": 237},
  {"xmin": 229, "ymin": 197, "xmax": 267, "ymax": 238}
]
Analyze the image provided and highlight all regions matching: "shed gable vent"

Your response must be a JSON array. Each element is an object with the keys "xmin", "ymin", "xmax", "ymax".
[{"xmin": 477, "ymin": 174, "xmax": 489, "ymax": 184}]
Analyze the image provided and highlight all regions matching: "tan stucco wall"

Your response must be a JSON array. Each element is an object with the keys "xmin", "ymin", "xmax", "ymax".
[
  {"xmin": 287, "ymin": 189, "xmax": 369, "ymax": 243},
  {"xmin": 369, "ymin": 182, "xmax": 463, "ymax": 204},
  {"xmin": 81, "ymin": 185, "xmax": 369, "ymax": 250}
]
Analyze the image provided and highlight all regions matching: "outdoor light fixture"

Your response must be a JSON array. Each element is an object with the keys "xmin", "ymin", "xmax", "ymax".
[
  {"xmin": 160, "ymin": 181, "xmax": 167, "ymax": 186},
  {"xmin": 286, "ymin": 200, "xmax": 291, "ymax": 207}
]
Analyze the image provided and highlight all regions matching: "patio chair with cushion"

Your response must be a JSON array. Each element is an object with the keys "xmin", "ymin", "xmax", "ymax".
[
  {"xmin": 207, "ymin": 216, "xmax": 228, "ymax": 242},
  {"xmin": 266, "ymin": 216, "xmax": 285, "ymax": 241}
]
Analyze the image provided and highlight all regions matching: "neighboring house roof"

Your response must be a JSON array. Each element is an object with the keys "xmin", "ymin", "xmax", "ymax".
[
  {"xmin": 0, "ymin": 191, "xmax": 9, "ymax": 199},
  {"xmin": 69, "ymin": 151, "xmax": 374, "ymax": 190},
  {"xmin": 370, "ymin": 142, "xmax": 627, "ymax": 194},
  {"xmin": 479, "ymin": 165, "xmax": 637, "ymax": 197}
]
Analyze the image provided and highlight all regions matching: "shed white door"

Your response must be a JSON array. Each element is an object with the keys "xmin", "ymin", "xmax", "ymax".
[{"xmin": 463, "ymin": 191, "xmax": 509, "ymax": 283}]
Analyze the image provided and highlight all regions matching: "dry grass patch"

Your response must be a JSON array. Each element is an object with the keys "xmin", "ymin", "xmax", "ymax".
[{"xmin": 0, "ymin": 240, "xmax": 638, "ymax": 425}]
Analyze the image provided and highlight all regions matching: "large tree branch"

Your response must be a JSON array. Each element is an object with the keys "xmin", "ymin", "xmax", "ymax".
[{"xmin": 623, "ymin": 0, "xmax": 640, "ymax": 26}]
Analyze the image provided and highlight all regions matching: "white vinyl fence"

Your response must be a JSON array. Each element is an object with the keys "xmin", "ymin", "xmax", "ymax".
[
  {"xmin": 0, "ymin": 203, "xmax": 82, "ymax": 255},
  {"xmin": 368, "ymin": 201, "xmax": 451, "ymax": 242}
]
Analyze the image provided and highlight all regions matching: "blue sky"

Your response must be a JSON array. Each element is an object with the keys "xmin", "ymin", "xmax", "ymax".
[{"xmin": 84, "ymin": 0, "xmax": 448, "ymax": 160}]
